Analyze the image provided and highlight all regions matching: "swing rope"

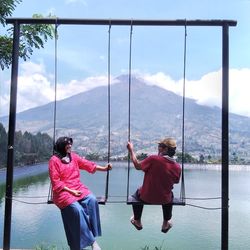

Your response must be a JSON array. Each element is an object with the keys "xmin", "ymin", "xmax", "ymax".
[
  {"xmin": 104, "ymin": 22, "xmax": 112, "ymax": 202},
  {"xmin": 180, "ymin": 22, "xmax": 187, "ymax": 203},
  {"xmin": 126, "ymin": 21, "xmax": 133, "ymax": 203},
  {"xmin": 52, "ymin": 21, "xmax": 58, "ymax": 152},
  {"xmin": 47, "ymin": 20, "xmax": 58, "ymax": 204}
]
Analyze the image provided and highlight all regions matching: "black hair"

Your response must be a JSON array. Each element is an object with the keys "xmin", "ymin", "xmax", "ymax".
[
  {"xmin": 159, "ymin": 143, "xmax": 176, "ymax": 157},
  {"xmin": 166, "ymin": 147, "xmax": 176, "ymax": 157},
  {"xmin": 54, "ymin": 137, "xmax": 73, "ymax": 158}
]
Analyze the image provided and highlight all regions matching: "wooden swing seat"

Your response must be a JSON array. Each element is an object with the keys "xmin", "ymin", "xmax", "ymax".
[
  {"xmin": 47, "ymin": 196, "xmax": 107, "ymax": 205},
  {"xmin": 126, "ymin": 195, "xmax": 186, "ymax": 206}
]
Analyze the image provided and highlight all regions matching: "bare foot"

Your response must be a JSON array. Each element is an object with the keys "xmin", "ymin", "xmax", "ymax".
[
  {"xmin": 130, "ymin": 216, "xmax": 143, "ymax": 230},
  {"xmin": 161, "ymin": 220, "xmax": 173, "ymax": 233}
]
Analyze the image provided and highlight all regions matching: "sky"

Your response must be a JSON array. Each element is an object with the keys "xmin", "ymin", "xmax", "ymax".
[{"xmin": 1, "ymin": 0, "xmax": 250, "ymax": 118}]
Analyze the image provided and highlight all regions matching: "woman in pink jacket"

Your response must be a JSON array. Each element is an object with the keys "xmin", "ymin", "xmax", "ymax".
[{"xmin": 49, "ymin": 137, "xmax": 111, "ymax": 250}]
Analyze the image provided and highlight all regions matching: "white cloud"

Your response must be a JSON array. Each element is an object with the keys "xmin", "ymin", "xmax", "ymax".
[
  {"xmin": 143, "ymin": 70, "xmax": 222, "ymax": 108},
  {"xmin": 229, "ymin": 68, "xmax": 250, "ymax": 117},
  {"xmin": 143, "ymin": 72, "xmax": 182, "ymax": 94},
  {"xmin": 141, "ymin": 69, "xmax": 250, "ymax": 117},
  {"xmin": 0, "ymin": 94, "xmax": 10, "ymax": 116},
  {"xmin": 1, "ymin": 62, "xmax": 250, "ymax": 118},
  {"xmin": 0, "ymin": 62, "xmax": 117, "ymax": 116},
  {"xmin": 56, "ymin": 75, "xmax": 116, "ymax": 100},
  {"xmin": 17, "ymin": 74, "xmax": 54, "ymax": 110},
  {"xmin": 186, "ymin": 71, "xmax": 222, "ymax": 108},
  {"xmin": 20, "ymin": 61, "xmax": 46, "ymax": 75}
]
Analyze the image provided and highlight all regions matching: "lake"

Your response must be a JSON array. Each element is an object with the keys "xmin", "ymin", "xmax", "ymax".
[{"xmin": 0, "ymin": 162, "xmax": 250, "ymax": 250}]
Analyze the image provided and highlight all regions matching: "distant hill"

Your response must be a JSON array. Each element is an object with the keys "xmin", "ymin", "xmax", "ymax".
[{"xmin": 2, "ymin": 75, "xmax": 250, "ymax": 162}]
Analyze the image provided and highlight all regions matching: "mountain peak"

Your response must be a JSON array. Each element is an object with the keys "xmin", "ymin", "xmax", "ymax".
[
  {"xmin": 115, "ymin": 74, "xmax": 147, "ymax": 87},
  {"xmin": 2, "ymin": 74, "xmax": 250, "ymax": 162}
]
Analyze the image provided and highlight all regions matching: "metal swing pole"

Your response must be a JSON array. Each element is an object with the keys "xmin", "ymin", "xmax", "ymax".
[
  {"xmin": 221, "ymin": 23, "xmax": 229, "ymax": 250},
  {"xmin": 3, "ymin": 21, "xmax": 20, "ymax": 250}
]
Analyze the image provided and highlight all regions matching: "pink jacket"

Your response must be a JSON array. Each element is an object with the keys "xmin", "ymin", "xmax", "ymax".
[{"xmin": 49, "ymin": 152, "xmax": 97, "ymax": 209}]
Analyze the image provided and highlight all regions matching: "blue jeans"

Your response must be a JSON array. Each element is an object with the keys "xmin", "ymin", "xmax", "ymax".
[{"xmin": 61, "ymin": 194, "xmax": 102, "ymax": 250}]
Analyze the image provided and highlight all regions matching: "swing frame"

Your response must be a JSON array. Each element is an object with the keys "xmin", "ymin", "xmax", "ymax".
[{"xmin": 3, "ymin": 18, "xmax": 236, "ymax": 250}]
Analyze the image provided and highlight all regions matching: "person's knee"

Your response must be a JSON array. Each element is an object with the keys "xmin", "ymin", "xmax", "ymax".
[
  {"xmin": 61, "ymin": 202, "xmax": 83, "ymax": 223},
  {"xmin": 70, "ymin": 202, "xmax": 83, "ymax": 215},
  {"xmin": 88, "ymin": 194, "xmax": 98, "ymax": 205}
]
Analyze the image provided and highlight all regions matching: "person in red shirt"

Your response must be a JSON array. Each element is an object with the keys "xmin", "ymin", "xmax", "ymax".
[
  {"xmin": 49, "ymin": 137, "xmax": 111, "ymax": 250},
  {"xmin": 127, "ymin": 137, "xmax": 181, "ymax": 233}
]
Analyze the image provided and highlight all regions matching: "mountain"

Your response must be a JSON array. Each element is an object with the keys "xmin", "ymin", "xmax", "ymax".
[{"xmin": 2, "ymin": 75, "xmax": 250, "ymax": 162}]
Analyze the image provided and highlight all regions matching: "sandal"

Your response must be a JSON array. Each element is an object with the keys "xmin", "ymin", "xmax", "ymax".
[
  {"xmin": 130, "ymin": 216, "xmax": 143, "ymax": 230},
  {"xmin": 161, "ymin": 222, "xmax": 172, "ymax": 233}
]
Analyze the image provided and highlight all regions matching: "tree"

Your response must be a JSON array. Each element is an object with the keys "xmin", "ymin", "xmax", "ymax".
[
  {"xmin": 85, "ymin": 152, "xmax": 100, "ymax": 161},
  {"xmin": 176, "ymin": 152, "xmax": 198, "ymax": 163},
  {"xmin": 137, "ymin": 152, "xmax": 148, "ymax": 160},
  {"xmin": 199, "ymin": 154, "xmax": 205, "ymax": 163},
  {"xmin": 0, "ymin": 0, "xmax": 55, "ymax": 70},
  {"xmin": 0, "ymin": 122, "xmax": 53, "ymax": 168},
  {"xmin": 0, "ymin": 123, "xmax": 8, "ymax": 167}
]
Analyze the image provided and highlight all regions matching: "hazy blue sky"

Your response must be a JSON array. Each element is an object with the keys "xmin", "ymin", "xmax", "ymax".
[{"xmin": 1, "ymin": 0, "xmax": 250, "ymax": 117}]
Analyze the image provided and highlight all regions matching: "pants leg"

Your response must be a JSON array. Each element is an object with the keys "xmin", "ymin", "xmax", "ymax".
[
  {"xmin": 78, "ymin": 193, "xmax": 102, "ymax": 237},
  {"xmin": 132, "ymin": 204, "xmax": 144, "ymax": 220},
  {"xmin": 132, "ymin": 188, "xmax": 144, "ymax": 220},
  {"xmin": 61, "ymin": 201, "xmax": 95, "ymax": 250},
  {"xmin": 162, "ymin": 204, "xmax": 173, "ymax": 221}
]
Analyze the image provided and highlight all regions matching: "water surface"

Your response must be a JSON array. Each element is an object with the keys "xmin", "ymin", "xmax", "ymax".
[{"xmin": 0, "ymin": 163, "xmax": 250, "ymax": 250}]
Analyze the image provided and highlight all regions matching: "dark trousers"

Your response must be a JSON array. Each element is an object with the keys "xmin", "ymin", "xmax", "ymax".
[
  {"xmin": 132, "ymin": 203, "xmax": 173, "ymax": 221},
  {"xmin": 132, "ymin": 189, "xmax": 173, "ymax": 221}
]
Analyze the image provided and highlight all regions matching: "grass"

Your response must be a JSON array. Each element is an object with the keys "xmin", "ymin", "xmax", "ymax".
[
  {"xmin": 34, "ymin": 244, "xmax": 64, "ymax": 250},
  {"xmin": 141, "ymin": 241, "xmax": 167, "ymax": 250},
  {"xmin": 34, "ymin": 241, "xmax": 167, "ymax": 250}
]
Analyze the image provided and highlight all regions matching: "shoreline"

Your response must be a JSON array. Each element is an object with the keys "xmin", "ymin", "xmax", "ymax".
[
  {"xmin": 1, "ymin": 162, "xmax": 250, "ymax": 184},
  {"xmin": 0, "ymin": 162, "xmax": 49, "ymax": 184}
]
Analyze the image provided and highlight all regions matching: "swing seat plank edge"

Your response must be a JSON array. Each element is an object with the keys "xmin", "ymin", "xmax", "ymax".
[
  {"xmin": 126, "ymin": 195, "xmax": 186, "ymax": 206},
  {"xmin": 96, "ymin": 196, "xmax": 107, "ymax": 205},
  {"xmin": 47, "ymin": 196, "xmax": 107, "ymax": 205}
]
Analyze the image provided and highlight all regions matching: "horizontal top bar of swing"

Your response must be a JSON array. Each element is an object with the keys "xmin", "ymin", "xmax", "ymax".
[{"xmin": 6, "ymin": 18, "xmax": 237, "ymax": 27}]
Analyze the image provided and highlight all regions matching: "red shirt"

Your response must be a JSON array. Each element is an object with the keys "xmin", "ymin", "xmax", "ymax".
[
  {"xmin": 49, "ymin": 152, "xmax": 97, "ymax": 209},
  {"xmin": 139, "ymin": 155, "xmax": 181, "ymax": 204}
]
